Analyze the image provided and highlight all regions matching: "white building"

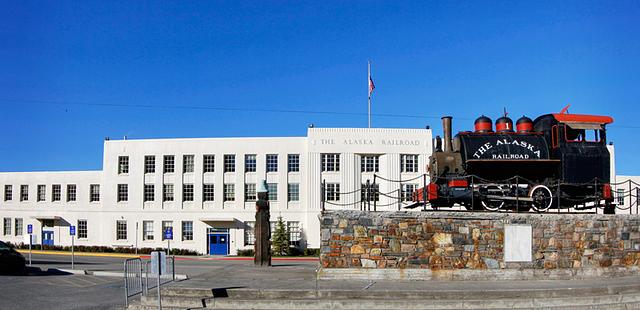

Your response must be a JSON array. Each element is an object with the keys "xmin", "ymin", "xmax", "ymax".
[{"xmin": 0, "ymin": 127, "xmax": 432, "ymax": 255}]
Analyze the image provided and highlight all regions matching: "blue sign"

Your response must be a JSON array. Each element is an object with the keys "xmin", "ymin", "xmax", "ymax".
[
  {"xmin": 163, "ymin": 227, "xmax": 173, "ymax": 240},
  {"xmin": 70, "ymin": 225, "xmax": 76, "ymax": 236},
  {"xmin": 27, "ymin": 224, "xmax": 33, "ymax": 234}
]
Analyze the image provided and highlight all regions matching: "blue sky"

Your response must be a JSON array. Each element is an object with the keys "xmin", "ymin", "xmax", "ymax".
[{"xmin": 1, "ymin": 1, "xmax": 639, "ymax": 174}]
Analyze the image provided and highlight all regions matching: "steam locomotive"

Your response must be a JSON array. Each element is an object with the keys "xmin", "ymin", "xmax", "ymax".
[{"xmin": 414, "ymin": 107, "xmax": 615, "ymax": 213}]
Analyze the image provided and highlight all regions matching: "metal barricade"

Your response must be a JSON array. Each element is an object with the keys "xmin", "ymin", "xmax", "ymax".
[
  {"xmin": 123, "ymin": 258, "xmax": 144, "ymax": 307},
  {"xmin": 144, "ymin": 255, "xmax": 176, "ymax": 295}
]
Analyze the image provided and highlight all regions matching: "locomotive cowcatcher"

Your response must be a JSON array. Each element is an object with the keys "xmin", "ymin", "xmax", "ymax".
[{"xmin": 413, "ymin": 107, "xmax": 615, "ymax": 213}]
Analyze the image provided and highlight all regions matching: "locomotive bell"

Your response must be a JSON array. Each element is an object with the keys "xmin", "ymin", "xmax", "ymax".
[
  {"xmin": 495, "ymin": 116, "xmax": 514, "ymax": 133},
  {"xmin": 516, "ymin": 116, "xmax": 533, "ymax": 133},
  {"xmin": 474, "ymin": 115, "xmax": 493, "ymax": 133}
]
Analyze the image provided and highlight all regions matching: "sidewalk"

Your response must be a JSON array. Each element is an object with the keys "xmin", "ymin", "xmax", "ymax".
[{"xmin": 17, "ymin": 249, "xmax": 319, "ymax": 261}]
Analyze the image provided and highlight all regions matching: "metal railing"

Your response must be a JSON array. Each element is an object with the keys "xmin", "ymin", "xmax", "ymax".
[
  {"xmin": 144, "ymin": 256, "xmax": 176, "ymax": 295},
  {"xmin": 123, "ymin": 258, "xmax": 144, "ymax": 307},
  {"xmin": 123, "ymin": 255, "xmax": 176, "ymax": 307},
  {"xmin": 320, "ymin": 174, "xmax": 640, "ymax": 214}
]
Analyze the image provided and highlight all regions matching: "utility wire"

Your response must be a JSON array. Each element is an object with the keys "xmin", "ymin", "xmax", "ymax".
[{"xmin": 0, "ymin": 98, "xmax": 471, "ymax": 121}]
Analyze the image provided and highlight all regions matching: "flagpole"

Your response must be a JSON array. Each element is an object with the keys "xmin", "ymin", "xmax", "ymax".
[{"xmin": 368, "ymin": 60, "xmax": 371, "ymax": 128}]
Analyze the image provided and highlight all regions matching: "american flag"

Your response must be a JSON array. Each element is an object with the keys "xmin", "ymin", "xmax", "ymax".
[{"xmin": 368, "ymin": 75, "xmax": 375, "ymax": 97}]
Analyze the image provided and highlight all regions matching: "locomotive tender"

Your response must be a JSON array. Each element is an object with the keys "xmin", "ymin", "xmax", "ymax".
[{"xmin": 414, "ymin": 108, "xmax": 615, "ymax": 213}]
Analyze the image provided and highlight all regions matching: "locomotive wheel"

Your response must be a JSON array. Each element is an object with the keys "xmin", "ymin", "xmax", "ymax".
[
  {"xmin": 481, "ymin": 199, "xmax": 504, "ymax": 211},
  {"xmin": 530, "ymin": 185, "xmax": 553, "ymax": 212}
]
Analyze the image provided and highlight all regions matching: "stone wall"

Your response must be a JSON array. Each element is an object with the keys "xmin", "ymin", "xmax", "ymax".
[{"xmin": 318, "ymin": 211, "xmax": 640, "ymax": 280}]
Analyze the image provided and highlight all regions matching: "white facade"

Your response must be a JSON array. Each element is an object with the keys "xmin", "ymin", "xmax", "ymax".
[{"xmin": 0, "ymin": 128, "xmax": 432, "ymax": 255}]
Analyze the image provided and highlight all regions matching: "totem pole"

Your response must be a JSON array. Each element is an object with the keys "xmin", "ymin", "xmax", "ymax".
[{"xmin": 254, "ymin": 180, "xmax": 271, "ymax": 266}]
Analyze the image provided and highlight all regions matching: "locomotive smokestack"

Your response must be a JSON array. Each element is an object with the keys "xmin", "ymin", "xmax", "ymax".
[{"xmin": 442, "ymin": 116, "xmax": 453, "ymax": 152}]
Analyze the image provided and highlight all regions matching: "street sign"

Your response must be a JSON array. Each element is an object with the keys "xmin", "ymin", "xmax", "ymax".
[
  {"xmin": 163, "ymin": 227, "xmax": 173, "ymax": 240},
  {"xmin": 27, "ymin": 224, "xmax": 32, "ymax": 234},
  {"xmin": 70, "ymin": 225, "xmax": 76, "ymax": 236}
]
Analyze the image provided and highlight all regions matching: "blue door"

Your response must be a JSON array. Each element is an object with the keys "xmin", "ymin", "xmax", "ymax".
[
  {"xmin": 208, "ymin": 233, "xmax": 229, "ymax": 255},
  {"xmin": 42, "ymin": 231, "xmax": 54, "ymax": 246}
]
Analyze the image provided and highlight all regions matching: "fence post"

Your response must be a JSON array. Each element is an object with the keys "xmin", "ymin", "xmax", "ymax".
[
  {"xmin": 515, "ymin": 176, "xmax": 519, "ymax": 213},
  {"xmin": 398, "ymin": 187, "xmax": 402, "ymax": 211},
  {"xmin": 373, "ymin": 175, "xmax": 377, "ymax": 212},
  {"xmin": 123, "ymin": 261, "xmax": 129, "ymax": 307},
  {"xmin": 470, "ymin": 176, "xmax": 474, "ymax": 212},
  {"xmin": 629, "ymin": 180, "xmax": 633, "ymax": 215},
  {"xmin": 423, "ymin": 174, "xmax": 427, "ymax": 211},
  {"xmin": 366, "ymin": 179, "xmax": 371, "ymax": 212},
  {"xmin": 321, "ymin": 180, "xmax": 326, "ymax": 212}
]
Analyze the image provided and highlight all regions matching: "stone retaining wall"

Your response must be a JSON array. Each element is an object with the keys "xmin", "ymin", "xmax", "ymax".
[{"xmin": 319, "ymin": 211, "xmax": 640, "ymax": 280}]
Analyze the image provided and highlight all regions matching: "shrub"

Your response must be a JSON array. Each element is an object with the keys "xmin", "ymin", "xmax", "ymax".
[
  {"xmin": 303, "ymin": 248, "xmax": 320, "ymax": 256},
  {"xmin": 5, "ymin": 242, "xmax": 199, "ymax": 255},
  {"xmin": 236, "ymin": 249, "xmax": 254, "ymax": 256}
]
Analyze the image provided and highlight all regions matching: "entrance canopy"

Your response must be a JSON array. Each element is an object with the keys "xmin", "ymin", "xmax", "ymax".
[
  {"xmin": 199, "ymin": 217, "xmax": 237, "ymax": 223},
  {"xmin": 31, "ymin": 216, "xmax": 62, "ymax": 220}
]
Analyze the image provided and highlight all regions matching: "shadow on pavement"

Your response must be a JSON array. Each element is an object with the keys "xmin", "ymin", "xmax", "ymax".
[
  {"xmin": 0, "ymin": 266, "xmax": 73, "ymax": 277},
  {"xmin": 211, "ymin": 286, "xmax": 247, "ymax": 298},
  {"xmin": 30, "ymin": 260, "xmax": 102, "ymax": 265}
]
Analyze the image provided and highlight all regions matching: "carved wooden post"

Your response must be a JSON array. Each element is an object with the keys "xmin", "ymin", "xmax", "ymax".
[{"xmin": 254, "ymin": 180, "xmax": 271, "ymax": 267}]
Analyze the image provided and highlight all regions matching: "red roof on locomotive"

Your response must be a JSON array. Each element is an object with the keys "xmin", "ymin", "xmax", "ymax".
[{"xmin": 551, "ymin": 113, "xmax": 613, "ymax": 124}]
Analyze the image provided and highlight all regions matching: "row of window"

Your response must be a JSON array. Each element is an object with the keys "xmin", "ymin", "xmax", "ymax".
[
  {"xmin": 119, "ymin": 154, "xmax": 301, "ymax": 175},
  {"xmin": 2, "ymin": 218, "xmax": 88, "ymax": 239},
  {"xmin": 120, "ymin": 153, "xmax": 420, "ymax": 175},
  {"xmin": 3, "ymin": 184, "xmax": 100, "ymax": 202},
  {"xmin": 322, "ymin": 154, "xmax": 420, "ymax": 173},
  {"xmin": 117, "ymin": 220, "xmax": 193, "ymax": 241},
  {"xmin": 323, "ymin": 183, "xmax": 418, "ymax": 202},
  {"xmin": 243, "ymin": 221, "xmax": 301, "ymax": 246},
  {"xmin": 120, "ymin": 183, "xmax": 301, "ymax": 203}
]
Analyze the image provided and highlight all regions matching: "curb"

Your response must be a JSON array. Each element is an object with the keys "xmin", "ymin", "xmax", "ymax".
[
  {"xmin": 18, "ymin": 249, "xmax": 141, "ymax": 258},
  {"xmin": 17, "ymin": 249, "xmax": 319, "ymax": 261}
]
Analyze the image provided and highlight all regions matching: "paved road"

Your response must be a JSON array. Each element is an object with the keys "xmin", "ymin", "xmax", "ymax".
[
  {"xmin": 0, "ymin": 253, "xmax": 319, "ymax": 310},
  {"xmin": 0, "ymin": 267, "xmax": 123, "ymax": 310}
]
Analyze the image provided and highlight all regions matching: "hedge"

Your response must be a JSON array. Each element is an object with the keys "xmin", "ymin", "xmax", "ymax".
[{"xmin": 5, "ymin": 242, "xmax": 199, "ymax": 256}]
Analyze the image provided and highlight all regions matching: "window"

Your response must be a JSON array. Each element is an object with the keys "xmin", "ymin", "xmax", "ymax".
[
  {"xmin": 402, "ymin": 184, "xmax": 417, "ymax": 201},
  {"xmin": 401, "ymin": 154, "xmax": 419, "ymax": 173},
  {"xmin": 144, "ymin": 156, "xmax": 156, "ymax": 173},
  {"xmin": 325, "ymin": 183, "xmax": 340, "ymax": 201},
  {"xmin": 144, "ymin": 184, "xmax": 154, "ymax": 202},
  {"xmin": 14, "ymin": 218, "xmax": 23, "ymax": 236},
  {"xmin": 20, "ymin": 185, "xmax": 28, "ymax": 201},
  {"xmin": 245, "ymin": 154, "xmax": 256, "ymax": 172},
  {"xmin": 163, "ymin": 184, "xmax": 174, "ymax": 202},
  {"xmin": 116, "ymin": 220, "xmax": 127, "ymax": 240},
  {"xmin": 37, "ymin": 185, "xmax": 45, "ymax": 202},
  {"xmin": 361, "ymin": 183, "xmax": 380, "ymax": 202},
  {"xmin": 288, "ymin": 183, "xmax": 299, "ymax": 202},
  {"xmin": 224, "ymin": 184, "xmax": 235, "ymax": 201},
  {"xmin": 162, "ymin": 221, "xmax": 173, "ymax": 240},
  {"xmin": 4, "ymin": 185, "xmax": 11, "ymax": 201},
  {"xmin": 90, "ymin": 184, "xmax": 100, "ymax": 202},
  {"xmin": 117, "ymin": 184, "xmax": 128, "ymax": 202},
  {"xmin": 321, "ymin": 154, "xmax": 340, "ymax": 172},
  {"xmin": 266, "ymin": 154, "xmax": 278, "ymax": 172},
  {"xmin": 244, "ymin": 221, "xmax": 255, "ymax": 245},
  {"xmin": 67, "ymin": 184, "xmax": 76, "ymax": 202},
  {"xmin": 288, "ymin": 221, "xmax": 300, "ymax": 244},
  {"xmin": 183, "ymin": 155, "xmax": 194, "ymax": 173},
  {"xmin": 288, "ymin": 154, "xmax": 300, "ymax": 172},
  {"xmin": 564, "ymin": 124, "xmax": 603, "ymax": 143},
  {"xmin": 52, "ymin": 184, "xmax": 61, "ymax": 201},
  {"xmin": 181, "ymin": 221, "xmax": 193, "ymax": 241},
  {"xmin": 224, "ymin": 154, "xmax": 236, "ymax": 172},
  {"xmin": 3, "ymin": 218, "xmax": 11, "ymax": 235},
  {"xmin": 245, "ymin": 183, "xmax": 256, "ymax": 202},
  {"xmin": 203, "ymin": 184, "xmax": 215, "ymax": 201},
  {"xmin": 118, "ymin": 156, "xmax": 129, "ymax": 174},
  {"xmin": 361, "ymin": 155, "xmax": 380, "ymax": 172},
  {"xmin": 617, "ymin": 188, "xmax": 625, "ymax": 205},
  {"xmin": 164, "ymin": 155, "xmax": 175, "ymax": 173},
  {"xmin": 78, "ymin": 220, "xmax": 87, "ymax": 239},
  {"xmin": 267, "ymin": 183, "xmax": 278, "ymax": 201},
  {"xmin": 183, "ymin": 184, "xmax": 194, "ymax": 201},
  {"xmin": 203, "ymin": 155, "xmax": 215, "ymax": 173},
  {"xmin": 42, "ymin": 219, "xmax": 53, "ymax": 228},
  {"xmin": 143, "ymin": 221, "xmax": 154, "ymax": 241}
]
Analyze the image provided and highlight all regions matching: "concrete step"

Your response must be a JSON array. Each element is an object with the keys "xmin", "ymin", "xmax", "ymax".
[
  {"xmin": 131, "ymin": 291, "xmax": 640, "ymax": 309},
  {"xmin": 202, "ymin": 293, "xmax": 640, "ymax": 309}
]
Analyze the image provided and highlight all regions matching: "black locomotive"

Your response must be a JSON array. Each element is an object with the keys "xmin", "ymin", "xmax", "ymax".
[{"xmin": 414, "ymin": 107, "xmax": 615, "ymax": 213}]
